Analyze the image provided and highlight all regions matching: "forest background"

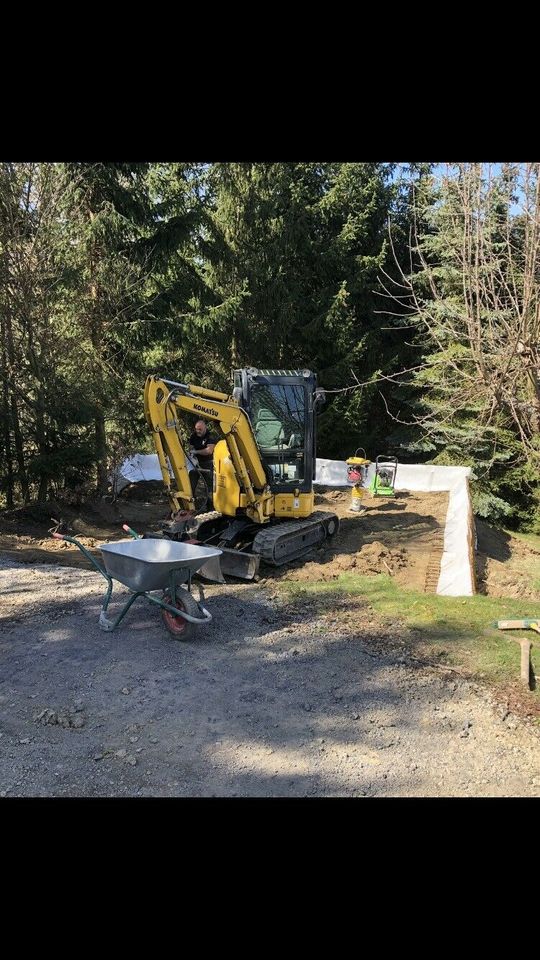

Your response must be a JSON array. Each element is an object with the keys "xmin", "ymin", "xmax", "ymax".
[{"xmin": 1, "ymin": 162, "xmax": 538, "ymax": 529}]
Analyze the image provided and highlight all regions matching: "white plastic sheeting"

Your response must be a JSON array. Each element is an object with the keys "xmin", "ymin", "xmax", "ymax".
[
  {"xmin": 315, "ymin": 457, "xmax": 475, "ymax": 596},
  {"xmin": 314, "ymin": 458, "xmax": 349, "ymax": 487},
  {"xmin": 115, "ymin": 454, "xmax": 475, "ymax": 596},
  {"xmin": 111, "ymin": 453, "xmax": 197, "ymax": 493},
  {"xmin": 112, "ymin": 454, "xmax": 165, "ymax": 493},
  {"xmin": 436, "ymin": 471, "xmax": 475, "ymax": 597},
  {"xmin": 116, "ymin": 454, "xmax": 346, "ymax": 489}
]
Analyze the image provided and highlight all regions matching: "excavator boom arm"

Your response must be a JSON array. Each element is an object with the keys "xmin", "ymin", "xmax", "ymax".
[{"xmin": 144, "ymin": 376, "xmax": 270, "ymax": 516}]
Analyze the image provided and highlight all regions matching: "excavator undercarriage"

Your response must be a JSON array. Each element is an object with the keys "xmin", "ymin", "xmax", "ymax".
[{"xmin": 181, "ymin": 509, "xmax": 339, "ymax": 581}]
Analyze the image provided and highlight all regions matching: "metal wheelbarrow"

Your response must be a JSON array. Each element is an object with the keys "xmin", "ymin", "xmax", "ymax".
[{"xmin": 51, "ymin": 527, "xmax": 222, "ymax": 640}]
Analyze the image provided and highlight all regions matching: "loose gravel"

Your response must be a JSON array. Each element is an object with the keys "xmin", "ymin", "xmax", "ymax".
[{"xmin": 1, "ymin": 556, "xmax": 539, "ymax": 797}]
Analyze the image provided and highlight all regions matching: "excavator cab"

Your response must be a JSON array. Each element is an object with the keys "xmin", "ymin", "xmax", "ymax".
[{"xmin": 232, "ymin": 368, "xmax": 320, "ymax": 491}]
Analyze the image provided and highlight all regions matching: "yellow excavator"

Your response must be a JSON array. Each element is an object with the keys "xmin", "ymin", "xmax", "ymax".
[{"xmin": 143, "ymin": 367, "xmax": 339, "ymax": 580}]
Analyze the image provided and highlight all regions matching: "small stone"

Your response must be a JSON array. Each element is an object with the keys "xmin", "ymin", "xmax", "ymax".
[
  {"xmin": 71, "ymin": 715, "xmax": 85, "ymax": 729},
  {"xmin": 149, "ymin": 737, "xmax": 158, "ymax": 744},
  {"xmin": 126, "ymin": 756, "xmax": 137, "ymax": 766},
  {"xmin": 115, "ymin": 749, "xmax": 127, "ymax": 759},
  {"xmin": 129, "ymin": 736, "xmax": 139, "ymax": 743},
  {"xmin": 19, "ymin": 738, "xmax": 31, "ymax": 744},
  {"xmin": 352, "ymin": 713, "xmax": 360, "ymax": 721},
  {"xmin": 93, "ymin": 753, "xmax": 104, "ymax": 761},
  {"xmin": 121, "ymin": 687, "xmax": 130, "ymax": 695},
  {"xmin": 73, "ymin": 699, "xmax": 84, "ymax": 712}
]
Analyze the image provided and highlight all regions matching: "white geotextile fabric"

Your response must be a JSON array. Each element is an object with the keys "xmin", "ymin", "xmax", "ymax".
[{"xmin": 114, "ymin": 455, "xmax": 475, "ymax": 596}]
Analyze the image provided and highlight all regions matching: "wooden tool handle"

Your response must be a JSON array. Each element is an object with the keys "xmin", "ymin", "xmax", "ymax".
[
  {"xmin": 498, "ymin": 620, "xmax": 532, "ymax": 629},
  {"xmin": 520, "ymin": 639, "xmax": 532, "ymax": 687}
]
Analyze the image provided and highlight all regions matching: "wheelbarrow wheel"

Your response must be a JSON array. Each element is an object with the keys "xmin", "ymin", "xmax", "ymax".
[{"xmin": 161, "ymin": 586, "xmax": 201, "ymax": 641}]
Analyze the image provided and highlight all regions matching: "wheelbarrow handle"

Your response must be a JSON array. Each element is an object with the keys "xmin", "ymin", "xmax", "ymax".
[
  {"xmin": 50, "ymin": 532, "xmax": 109, "ymax": 580},
  {"xmin": 172, "ymin": 605, "xmax": 213, "ymax": 625},
  {"xmin": 122, "ymin": 524, "xmax": 141, "ymax": 539}
]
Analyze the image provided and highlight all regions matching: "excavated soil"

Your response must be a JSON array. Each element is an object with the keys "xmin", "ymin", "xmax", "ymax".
[
  {"xmin": 0, "ymin": 488, "xmax": 450, "ymax": 593},
  {"xmin": 0, "ymin": 494, "xmax": 170, "ymax": 570},
  {"xmin": 475, "ymin": 519, "xmax": 540, "ymax": 600},
  {"xmin": 280, "ymin": 489, "xmax": 448, "ymax": 593}
]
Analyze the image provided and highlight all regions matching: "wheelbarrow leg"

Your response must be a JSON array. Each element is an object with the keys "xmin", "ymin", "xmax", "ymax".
[
  {"xmin": 99, "ymin": 590, "xmax": 144, "ymax": 631},
  {"xmin": 49, "ymin": 532, "xmax": 131, "ymax": 632}
]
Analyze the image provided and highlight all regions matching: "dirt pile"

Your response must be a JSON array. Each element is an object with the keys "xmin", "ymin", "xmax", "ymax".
[
  {"xmin": 116, "ymin": 480, "xmax": 167, "ymax": 501},
  {"xmin": 0, "ymin": 494, "xmax": 169, "ymax": 569},
  {"xmin": 283, "ymin": 540, "xmax": 409, "ymax": 582},
  {"xmin": 306, "ymin": 489, "xmax": 449, "ymax": 593}
]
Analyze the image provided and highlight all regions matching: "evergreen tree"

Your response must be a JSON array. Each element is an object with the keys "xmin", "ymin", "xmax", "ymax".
[
  {"xmin": 200, "ymin": 162, "xmax": 399, "ymax": 458},
  {"xmin": 0, "ymin": 162, "xmax": 83, "ymax": 502},
  {"xmin": 60, "ymin": 162, "xmax": 157, "ymax": 492}
]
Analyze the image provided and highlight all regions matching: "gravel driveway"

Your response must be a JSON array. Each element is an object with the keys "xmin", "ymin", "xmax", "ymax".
[{"xmin": 1, "ymin": 556, "xmax": 539, "ymax": 797}]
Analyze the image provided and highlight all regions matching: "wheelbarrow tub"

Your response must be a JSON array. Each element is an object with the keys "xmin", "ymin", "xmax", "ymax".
[{"xmin": 100, "ymin": 539, "xmax": 222, "ymax": 592}]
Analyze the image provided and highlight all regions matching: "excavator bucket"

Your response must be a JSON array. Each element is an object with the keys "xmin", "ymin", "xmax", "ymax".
[
  {"xmin": 195, "ymin": 547, "xmax": 260, "ymax": 583},
  {"xmin": 216, "ymin": 547, "xmax": 261, "ymax": 581},
  {"xmin": 196, "ymin": 554, "xmax": 226, "ymax": 584}
]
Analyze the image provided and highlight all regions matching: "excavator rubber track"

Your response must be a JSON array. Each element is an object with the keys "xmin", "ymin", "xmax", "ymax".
[{"xmin": 252, "ymin": 511, "xmax": 339, "ymax": 566}]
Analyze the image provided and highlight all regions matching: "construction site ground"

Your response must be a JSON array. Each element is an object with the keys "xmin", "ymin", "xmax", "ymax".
[{"xmin": 1, "ymin": 486, "xmax": 539, "ymax": 797}]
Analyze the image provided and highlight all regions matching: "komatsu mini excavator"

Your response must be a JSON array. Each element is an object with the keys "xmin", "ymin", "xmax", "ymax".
[{"xmin": 143, "ymin": 368, "xmax": 339, "ymax": 580}]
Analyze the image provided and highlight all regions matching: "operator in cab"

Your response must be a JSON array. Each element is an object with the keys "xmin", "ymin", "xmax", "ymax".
[
  {"xmin": 189, "ymin": 419, "xmax": 216, "ymax": 467},
  {"xmin": 189, "ymin": 419, "xmax": 217, "ymax": 509}
]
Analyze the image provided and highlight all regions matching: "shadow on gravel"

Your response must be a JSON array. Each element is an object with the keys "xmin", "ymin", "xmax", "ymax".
[{"xmin": 0, "ymin": 581, "xmax": 440, "ymax": 797}]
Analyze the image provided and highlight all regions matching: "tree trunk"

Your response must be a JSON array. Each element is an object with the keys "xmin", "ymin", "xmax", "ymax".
[
  {"xmin": 4, "ymin": 312, "xmax": 30, "ymax": 501},
  {"xmin": 95, "ymin": 413, "xmax": 108, "ymax": 494},
  {"xmin": 231, "ymin": 330, "xmax": 238, "ymax": 369},
  {"xmin": 1, "ymin": 335, "xmax": 14, "ymax": 508},
  {"xmin": 90, "ymin": 295, "xmax": 109, "ymax": 495},
  {"xmin": 35, "ymin": 385, "xmax": 48, "ymax": 502}
]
